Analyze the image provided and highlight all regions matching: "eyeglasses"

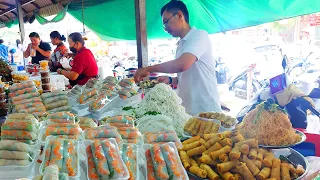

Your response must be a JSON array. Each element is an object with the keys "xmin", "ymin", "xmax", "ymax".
[{"xmin": 163, "ymin": 13, "xmax": 177, "ymax": 26}]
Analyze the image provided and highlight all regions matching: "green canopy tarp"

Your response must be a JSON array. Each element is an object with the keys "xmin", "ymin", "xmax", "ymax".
[{"xmin": 68, "ymin": 0, "xmax": 320, "ymax": 40}]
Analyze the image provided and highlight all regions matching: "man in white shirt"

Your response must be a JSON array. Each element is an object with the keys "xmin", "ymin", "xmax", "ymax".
[{"xmin": 134, "ymin": 0, "xmax": 221, "ymax": 115}]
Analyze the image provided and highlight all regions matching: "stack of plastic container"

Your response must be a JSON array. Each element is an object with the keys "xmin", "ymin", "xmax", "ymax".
[{"xmin": 40, "ymin": 60, "xmax": 51, "ymax": 92}]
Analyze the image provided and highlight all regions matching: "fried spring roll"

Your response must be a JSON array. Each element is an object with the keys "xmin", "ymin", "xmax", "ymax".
[
  {"xmin": 203, "ymin": 142, "xmax": 222, "ymax": 155},
  {"xmin": 200, "ymin": 164, "xmax": 219, "ymax": 180},
  {"xmin": 205, "ymin": 134, "xmax": 224, "ymax": 149},
  {"xmin": 266, "ymin": 178, "xmax": 277, "ymax": 180},
  {"xmin": 280, "ymin": 163, "xmax": 291, "ymax": 180},
  {"xmin": 296, "ymin": 164, "xmax": 305, "ymax": 176},
  {"xmin": 263, "ymin": 152, "xmax": 274, "ymax": 168},
  {"xmin": 257, "ymin": 149, "xmax": 266, "ymax": 161},
  {"xmin": 222, "ymin": 131, "xmax": 232, "ymax": 138},
  {"xmin": 191, "ymin": 120, "xmax": 202, "ymax": 135},
  {"xmin": 210, "ymin": 146, "xmax": 232, "ymax": 160},
  {"xmin": 257, "ymin": 167, "xmax": 271, "ymax": 180},
  {"xmin": 185, "ymin": 119, "xmax": 197, "ymax": 133},
  {"xmin": 189, "ymin": 166, "xmax": 207, "ymax": 178},
  {"xmin": 187, "ymin": 145, "xmax": 206, "ymax": 156},
  {"xmin": 270, "ymin": 158, "xmax": 280, "ymax": 180},
  {"xmin": 199, "ymin": 154, "xmax": 219, "ymax": 166},
  {"xmin": 200, "ymin": 138, "xmax": 206, "ymax": 146},
  {"xmin": 219, "ymin": 153, "xmax": 229, "ymax": 162},
  {"xmin": 229, "ymin": 146, "xmax": 241, "ymax": 160},
  {"xmin": 241, "ymin": 155, "xmax": 260, "ymax": 176},
  {"xmin": 203, "ymin": 133, "xmax": 223, "ymax": 141},
  {"xmin": 231, "ymin": 134, "xmax": 245, "ymax": 143},
  {"xmin": 236, "ymin": 162, "xmax": 255, "ymax": 180},
  {"xmin": 182, "ymin": 140, "xmax": 201, "ymax": 151},
  {"xmin": 235, "ymin": 138, "xmax": 258, "ymax": 148},
  {"xmin": 234, "ymin": 173, "xmax": 243, "ymax": 180},
  {"xmin": 217, "ymin": 160, "xmax": 239, "ymax": 173},
  {"xmin": 239, "ymin": 144, "xmax": 249, "ymax": 156},
  {"xmin": 249, "ymin": 149, "xmax": 258, "ymax": 160},
  {"xmin": 190, "ymin": 157, "xmax": 199, "ymax": 167},
  {"xmin": 219, "ymin": 170, "xmax": 235, "ymax": 180},
  {"xmin": 179, "ymin": 151, "xmax": 191, "ymax": 170},
  {"xmin": 220, "ymin": 138, "xmax": 233, "ymax": 146},
  {"xmin": 182, "ymin": 136, "xmax": 200, "ymax": 145}
]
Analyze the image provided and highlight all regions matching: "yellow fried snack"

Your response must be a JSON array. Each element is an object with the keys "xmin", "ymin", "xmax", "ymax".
[
  {"xmin": 252, "ymin": 159, "xmax": 263, "ymax": 169},
  {"xmin": 280, "ymin": 163, "xmax": 291, "ymax": 180},
  {"xmin": 182, "ymin": 140, "xmax": 201, "ymax": 151},
  {"xmin": 200, "ymin": 164, "xmax": 219, "ymax": 180},
  {"xmin": 220, "ymin": 138, "xmax": 233, "ymax": 146},
  {"xmin": 296, "ymin": 164, "xmax": 305, "ymax": 176},
  {"xmin": 182, "ymin": 136, "xmax": 200, "ymax": 145},
  {"xmin": 205, "ymin": 134, "xmax": 224, "ymax": 149},
  {"xmin": 203, "ymin": 142, "xmax": 222, "ymax": 155},
  {"xmin": 217, "ymin": 160, "xmax": 239, "ymax": 173},
  {"xmin": 219, "ymin": 154, "xmax": 229, "ymax": 162},
  {"xmin": 270, "ymin": 158, "xmax": 280, "ymax": 180},
  {"xmin": 210, "ymin": 146, "xmax": 232, "ymax": 160},
  {"xmin": 234, "ymin": 173, "xmax": 243, "ymax": 180},
  {"xmin": 190, "ymin": 157, "xmax": 199, "ymax": 167},
  {"xmin": 189, "ymin": 166, "xmax": 207, "ymax": 178},
  {"xmin": 257, "ymin": 149, "xmax": 266, "ymax": 161},
  {"xmin": 231, "ymin": 134, "xmax": 245, "ymax": 143},
  {"xmin": 249, "ymin": 149, "xmax": 258, "ymax": 160},
  {"xmin": 241, "ymin": 155, "xmax": 260, "ymax": 176},
  {"xmin": 239, "ymin": 144, "xmax": 249, "ymax": 155},
  {"xmin": 235, "ymin": 138, "xmax": 258, "ymax": 148},
  {"xmin": 222, "ymin": 131, "xmax": 232, "ymax": 138},
  {"xmin": 199, "ymin": 154, "xmax": 219, "ymax": 166},
  {"xmin": 187, "ymin": 145, "xmax": 206, "ymax": 156},
  {"xmin": 257, "ymin": 167, "xmax": 271, "ymax": 180},
  {"xmin": 229, "ymin": 146, "xmax": 241, "ymax": 160},
  {"xmin": 179, "ymin": 151, "xmax": 191, "ymax": 170},
  {"xmin": 219, "ymin": 170, "xmax": 236, "ymax": 180},
  {"xmin": 263, "ymin": 152, "xmax": 274, "ymax": 168},
  {"xmin": 204, "ymin": 133, "xmax": 223, "ymax": 141},
  {"xmin": 236, "ymin": 162, "xmax": 255, "ymax": 180}
]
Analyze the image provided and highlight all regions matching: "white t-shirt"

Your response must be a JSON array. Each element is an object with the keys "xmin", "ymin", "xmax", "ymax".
[{"xmin": 176, "ymin": 28, "xmax": 221, "ymax": 115}]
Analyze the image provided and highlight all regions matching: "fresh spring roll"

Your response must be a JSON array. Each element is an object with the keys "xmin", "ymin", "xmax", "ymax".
[
  {"xmin": 199, "ymin": 154, "xmax": 219, "ymax": 166},
  {"xmin": 1, "ymin": 121, "xmax": 37, "ymax": 131},
  {"xmin": 43, "ymin": 95, "xmax": 68, "ymax": 105},
  {"xmin": 280, "ymin": 163, "xmax": 291, "ymax": 180},
  {"xmin": 203, "ymin": 142, "xmax": 222, "ymax": 155},
  {"xmin": 62, "ymin": 139, "xmax": 78, "ymax": 176},
  {"xmin": 12, "ymin": 92, "xmax": 39, "ymax": 102},
  {"xmin": 12, "ymin": 97, "xmax": 42, "ymax": 106},
  {"xmin": 235, "ymin": 138, "xmax": 258, "ymax": 148},
  {"xmin": 7, "ymin": 113, "xmax": 35, "ymax": 120},
  {"xmin": 270, "ymin": 158, "xmax": 281, "ymax": 180},
  {"xmin": 0, "ymin": 140, "xmax": 32, "ymax": 153},
  {"xmin": 84, "ymin": 127, "xmax": 120, "ymax": 139},
  {"xmin": 47, "ymin": 112, "xmax": 75, "ymax": 121},
  {"xmin": 145, "ymin": 149, "xmax": 157, "ymax": 180},
  {"xmin": 249, "ymin": 149, "xmax": 258, "ymax": 160},
  {"xmin": 200, "ymin": 164, "xmax": 219, "ymax": 180},
  {"xmin": 19, "ymin": 106, "xmax": 47, "ymax": 114},
  {"xmin": 189, "ymin": 166, "xmax": 207, "ymax": 178},
  {"xmin": 107, "ymin": 122, "xmax": 134, "ymax": 128},
  {"xmin": 1, "ymin": 130, "xmax": 37, "ymax": 140},
  {"xmin": 46, "ymin": 100, "xmax": 68, "ymax": 110},
  {"xmin": 119, "ymin": 78, "xmax": 135, "ymax": 87},
  {"xmin": 15, "ymin": 102, "xmax": 44, "ymax": 111},
  {"xmin": 0, "ymin": 159, "xmax": 30, "ymax": 166},
  {"xmin": 211, "ymin": 145, "xmax": 232, "ymax": 160},
  {"xmin": 43, "ymin": 164, "xmax": 59, "ymax": 180},
  {"xmin": 0, "ymin": 150, "xmax": 32, "ymax": 160},
  {"xmin": 205, "ymin": 133, "xmax": 224, "ymax": 148},
  {"xmin": 236, "ymin": 162, "xmax": 255, "ymax": 180},
  {"xmin": 187, "ymin": 145, "xmax": 206, "ymax": 156},
  {"xmin": 48, "ymin": 106, "xmax": 71, "ymax": 113},
  {"xmin": 219, "ymin": 154, "xmax": 229, "ymax": 163},
  {"xmin": 257, "ymin": 167, "xmax": 271, "ymax": 180},
  {"xmin": 229, "ymin": 146, "xmax": 241, "ymax": 160},
  {"xmin": 50, "ymin": 135, "xmax": 79, "ymax": 140},
  {"xmin": 118, "ymin": 130, "xmax": 141, "ymax": 140},
  {"xmin": 217, "ymin": 160, "xmax": 239, "ymax": 173},
  {"xmin": 241, "ymin": 155, "xmax": 260, "ymax": 176},
  {"xmin": 86, "ymin": 145, "xmax": 99, "ymax": 180},
  {"xmin": 48, "ymin": 138, "xmax": 64, "ymax": 171},
  {"xmin": 9, "ymin": 81, "xmax": 34, "ymax": 93},
  {"xmin": 58, "ymin": 173, "xmax": 69, "ymax": 180},
  {"xmin": 161, "ymin": 144, "xmax": 185, "ymax": 180},
  {"xmin": 179, "ymin": 151, "xmax": 191, "ymax": 170},
  {"xmin": 91, "ymin": 140, "xmax": 110, "ymax": 178},
  {"xmin": 41, "ymin": 91, "xmax": 67, "ymax": 100},
  {"xmin": 44, "ymin": 138, "xmax": 53, "ymax": 169},
  {"xmin": 122, "ymin": 144, "xmax": 137, "ymax": 180},
  {"xmin": 45, "ymin": 126, "xmax": 81, "ymax": 136},
  {"xmin": 103, "ymin": 115, "xmax": 135, "ymax": 124},
  {"xmin": 101, "ymin": 139, "xmax": 126, "ymax": 178},
  {"xmin": 220, "ymin": 138, "xmax": 233, "ymax": 146},
  {"xmin": 149, "ymin": 144, "xmax": 169, "ymax": 180},
  {"xmin": 263, "ymin": 152, "xmax": 274, "ymax": 168},
  {"xmin": 182, "ymin": 136, "xmax": 200, "ymax": 145},
  {"xmin": 182, "ymin": 140, "xmax": 201, "ymax": 151},
  {"xmin": 239, "ymin": 144, "xmax": 250, "ymax": 155},
  {"xmin": 145, "ymin": 132, "xmax": 179, "ymax": 143},
  {"xmin": 47, "ymin": 124, "xmax": 79, "ymax": 128}
]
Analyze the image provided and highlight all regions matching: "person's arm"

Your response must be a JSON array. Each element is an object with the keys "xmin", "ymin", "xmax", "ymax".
[
  {"xmin": 23, "ymin": 44, "xmax": 31, "ymax": 58},
  {"xmin": 58, "ymin": 69, "xmax": 79, "ymax": 80},
  {"xmin": 35, "ymin": 47, "xmax": 51, "ymax": 58},
  {"xmin": 34, "ymin": 43, "xmax": 51, "ymax": 58}
]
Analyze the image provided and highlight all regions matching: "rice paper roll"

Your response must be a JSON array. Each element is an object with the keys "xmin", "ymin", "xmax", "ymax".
[
  {"xmin": 43, "ymin": 95, "xmax": 68, "ymax": 105},
  {"xmin": 43, "ymin": 164, "xmax": 59, "ymax": 180},
  {"xmin": 58, "ymin": 173, "xmax": 69, "ymax": 180},
  {"xmin": 46, "ymin": 100, "xmax": 68, "ymax": 110},
  {"xmin": 62, "ymin": 139, "xmax": 78, "ymax": 176},
  {"xmin": 41, "ymin": 92, "xmax": 67, "ymax": 100},
  {"xmin": 102, "ymin": 115, "xmax": 135, "ymax": 124},
  {"xmin": 9, "ymin": 81, "xmax": 34, "ymax": 93},
  {"xmin": 12, "ymin": 92, "xmax": 39, "ymax": 102},
  {"xmin": 91, "ymin": 140, "xmax": 110, "ymax": 179},
  {"xmin": 145, "ymin": 132, "xmax": 179, "ymax": 143},
  {"xmin": 45, "ymin": 127, "xmax": 81, "ymax": 136},
  {"xmin": 86, "ymin": 145, "xmax": 99, "ymax": 180},
  {"xmin": 9, "ymin": 87, "xmax": 38, "ymax": 98},
  {"xmin": 48, "ymin": 105, "xmax": 71, "ymax": 113},
  {"xmin": 47, "ymin": 112, "xmax": 75, "ymax": 122},
  {"xmin": 44, "ymin": 138, "xmax": 54, "ymax": 169},
  {"xmin": 161, "ymin": 143, "xmax": 185, "ymax": 180},
  {"xmin": 7, "ymin": 113, "xmax": 35, "ymax": 120},
  {"xmin": 1, "ymin": 121, "xmax": 37, "ymax": 131},
  {"xmin": 119, "ymin": 78, "xmax": 135, "ymax": 87},
  {"xmin": 48, "ymin": 138, "xmax": 64, "ymax": 170},
  {"xmin": 84, "ymin": 127, "xmax": 120, "ymax": 139},
  {"xmin": 145, "ymin": 149, "xmax": 157, "ymax": 180},
  {"xmin": 0, "ymin": 150, "xmax": 32, "ymax": 160},
  {"xmin": 19, "ymin": 106, "xmax": 46, "ymax": 114},
  {"xmin": 47, "ymin": 123, "xmax": 79, "ymax": 128},
  {"xmin": 150, "ymin": 144, "xmax": 169, "ymax": 180},
  {"xmin": 0, "ymin": 159, "xmax": 30, "ymax": 166},
  {"xmin": 122, "ymin": 144, "xmax": 137, "ymax": 180},
  {"xmin": 12, "ymin": 97, "xmax": 42, "ymax": 106},
  {"xmin": 0, "ymin": 140, "xmax": 32, "ymax": 153},
  {"xmin": 119, "ymin": 130, "xmax": 141, "ymax": 139},
  {"xmin": 1, "ymin": 130, "xmax": 37, "ymax": 140},
  {"xmin": 16, "ymin": 139, "xmax": 36, "ymax": 145},
  {"xmin": 15, "ymin": 102, "xmax": 45, "ymax": 111}
]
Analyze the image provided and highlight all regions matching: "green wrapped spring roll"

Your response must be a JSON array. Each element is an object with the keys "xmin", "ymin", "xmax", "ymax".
[
  {"xmin": 43, "ymin": 138, "xmax": 53, "ymax": 170},
  {"xmin": 47, "ymin": 112, "xmax": 75, "ymax": 121},
  {"xmin": 150, "ymin": 144, "xmax": 169, "ymax": 180},
  {"xmin": 145, "ymin": 132, "xmax": 180, "ymax": 143},
  {"xmin": 0, "ymin": 140, "xmax": 32, "ymax": 153},
  {"xmin": 46, "ymin": 100, "xmax": 68, "ymax": 110},
  {"xmin": 102, "ymin": 139, "xmax": 126, "ymax": 178},
  {"xmin": 41, "ymin": 92, "xmax": 67, "ymax": 100},
  {"xmin": 102, "ymin": 115, "xmax": 135, "ymax": 124},
  {"xmin": 47, "ymin": 105, "xmax": 72, "ymax": 113},
  {"xmin": 0, "ymin": 159, "xmax": 30, "ymax": 166},
  {"xmin": 1, "ymin": 130, "xmax": 37, "ymax": 141},
  {"xmin": 86, "ymin": 145, "xmax": 100, "ymax": 180},
  {"xmin": 12, "ymin": 92, "xmax": 39, "ymax": 102},
  {"xmin": 62, "ymin": 139, "xmax": 78, "ymax": 176},
  {"xmin": 161, "ymin": 144, "xmax": 185, "ymax": 179},
  {"xmin": 7, "ymin": 113, "xmax": 35, "ymax": 120},
  {"xmin": 48, "ymin": 138, "xmax": 64, "ymax": 171},
  {"xmin": 45, "ymin": 126, "xmax": 81, "ymax": 136},
  {"xmin": 1, "ymin": 121, "xmax": 37, "ymax": 131},
  {"xmin": 43, "ymin": 164, "xmax": 59, "ymax": 180},
  {"xmin": 16, "ymin": 139, "xmax": 36, "ymax": 145},
  {"xmin": 84, "ymin": 127, "xmax": 121, "ymax": 140},
  {"xmin": 9, "ymin": 87, "xmax": 38, "ymax": 98},
  {"xmin": 91, "ymin": 140, "xmax": 110, "ymax": 179},
  {"xmin": 59, "ymin": 173, "xmax": 70, "ymax": 180},
  {"xmin": 12, "ymin": 97, "xmax": 42, "ymax": 106},
  {"xmin": 44, "ymin": 95, "xmax": 68, "ymax": 105},
  {"xmin": 122, "ymin": 144, "xmax": 137, "ymax": 180},
  {"xmin": 9, "ymin": 81, "xmax": 34, "ymax": 93},
  {"xmin": 14, "ymin": 102, "xmax": 44, "ymax": 111},
  {"xmin": 0, "ymin": 150, "xmax": 32, "ymax": 161},
  {"xmin": 19, "ymin": 106, "xmax": 46, "ymax": 114}
]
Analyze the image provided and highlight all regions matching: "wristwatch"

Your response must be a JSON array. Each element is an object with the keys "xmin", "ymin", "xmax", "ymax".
[{"xmin": 168, "ymin": 76, "xmax": 172, "ymax": 84}]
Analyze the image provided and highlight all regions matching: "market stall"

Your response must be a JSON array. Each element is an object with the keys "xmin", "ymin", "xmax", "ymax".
[{"xmin": 0, "ymin": 76, "xmax": 318, "ymax": 180}]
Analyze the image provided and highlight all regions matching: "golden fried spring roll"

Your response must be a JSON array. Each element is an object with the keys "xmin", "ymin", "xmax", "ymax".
[
  {"xmin": 234, "ymin": 173, "xmax": 243, "ymax": 180},
  {"xmin": 210, "ymin": 146, "xmax": 232, "ymax": 160},
  {"xmin": 229, "ymin": 146, "xmax": 241, "ymax": 160},
  {"xmin": 257, "ymin": 167, "xmax": 271, "ymax": 180},
  {"xmin": 252, "ymin": 159, "xmax": 262, "ymax": 169},
  {"xmin": 211, "ymin": 123, "xmax": 220, "ymax": 133},
  {"xmin": 217, "ymin": 160, "xmax": 239, "ymax": 173},
  {"xmin": 203, "ymin": 122, "xmax": 214, "ymax": 135},
  {"xmin": 280, "ymin": 163, "xmax": 291, "ymax": 180},
  {"xmin": 179, "ymin": 151, "xmax": 191, "ymax": 170},
  {"xmin": 235, "ymin": 138, "xmax": 258, "ymax": 148},
  {"xmin": 257, "ymin": 149, "xmax": 266, "ymax": 161},
  {"xmin": 200, "ymin": 138, "xmax": 206, "ymax": 146},
  {"xmin": 203, "ymin": 133, "xmax": 221, "ymax": 141},
  {"xmin": 205, "ymin": 134, "xmax": 224, "ymax": 148},
  {"xmin": 187, "ymin": 145, "xmax": 206, "ymax": 156},
  {"xmin": 295, "ymin": 164, "xmax": 305, "ymax": 176},
  {"xmin": 190, "ymin": 157, "xmax": 199, "ymax": 167},
  {"xmin": 198, "ymin": 121, "xmax": 208, "ymax": 136},
  {"xmin": 266, "ymin": 178, "xmax": 277, "ymax": 180},
  {"xmin": 263, "ymin": 152, "xmax": 274, "ymax": 168},
  {"xmin": 194, "ymin": 155, "xmax": 202, "ymax": 165},
  {"xmin": 219, "ymin": 154, "xmax": 229, "ymax": 162},
  {"xmin": 241, "ymin": 155, "xmax": 260, "ymax": 176},
  {"xmin": 220, "ymin": 138, "xmax": 233, "ymax": 146},
  {"xmin": 203, "ymin": 142, "xmax": 222, "ymax": 155},
  {"xmin": 270, "ymin": 158, "xmax": 280, "ymax": 180},
  {"xmin": 230, "ymin": 134, "xmax": 245, "ymax": 143},
  {"xmin": 218, "ymin": 170, "xmax": 236, "ymax": 180},
  {"xmin": 199, "ymin": 154, "xmax": 219, "ymax": 166},
  {"xmin": 239, "ymin": 144, "xmax": 249, "ymax": 155},
  {"xmin": 200, "ymin": 164, "xmax": 219, "ymax": 180},
  {"xmin": 184, "ymin": 118, "xmax": 196, "ymax": 131},
  {"xmin": 236, "ymin": 162, "xmax": 255, "ymax": 180},
  {"xmin": 189, "ymin": 166, "xmax": 207, "ymax": 178},
  {"xmin": 182, "ymin": 140, "xmax": 201, "ymax": 151},
  {"xmin": 249, "ymin": 149, "xmax": 258, "ymax": 160},
  {"xmin": 230, "ymin": 168, "xmax": 240, "ymax": 174},
  {"xmin": 288, "ymin": 164, "xmax": 298, "ymax": 179},
  {"xmin": 191, "ymin": 120, "xmax": 202, "ymax": 135},
  {"xmin": 182, "ymin": 136, "xmax": 200, "ymax": 145},
  {"xmin": 222, "ymin": 131, "xmax": 232, "ymax": 138}
]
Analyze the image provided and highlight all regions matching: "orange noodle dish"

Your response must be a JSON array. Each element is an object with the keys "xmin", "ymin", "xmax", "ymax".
[{"xmin": 238, "ymin": 99, "xmax": 301, "ymax": 146}]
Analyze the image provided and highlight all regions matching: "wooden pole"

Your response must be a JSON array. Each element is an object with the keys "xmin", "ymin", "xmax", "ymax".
[
  {"xmin": 15, "ymin": 0, "xmax": 25, "ymax": 44},
  {"xmin": 134, "ymin": 0, "xmax": 148, "ymax": 68}
]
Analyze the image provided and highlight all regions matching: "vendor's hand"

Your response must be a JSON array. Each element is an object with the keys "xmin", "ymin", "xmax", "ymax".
[
  {"xmin": 134, "ymin": 67, "xmax": 150, "ymax": 82},
  {"xmin": 31, "ymin": 44, "xmax": 39, "ymax": 51},
  {"xmin": 157, "ymin": 76, "xmax": 170, "ymax": 84}
]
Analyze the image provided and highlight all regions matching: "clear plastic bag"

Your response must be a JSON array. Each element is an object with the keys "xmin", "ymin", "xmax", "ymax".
[
  {"xmin": 144, "ymin": 131, "xmax": 182, "ymax": 148},
  {"xmin": 68, "ymin": 85, "xmax": 83, "ymax": 97},
  {"xmin": 78, "ymin": 88, "xmax": 99, "ymax": 104},
  {"xmin": 121, "ymin": 144, "xmax": 138, "ymax": 180},
  {"xmin": 9, "ymin": 81, "xmax": 35, "ymax": 93},
  {"xmin": 8, "ymin": 87, "xmax": 38, "ymax": 98},
  {"xmin": 119, "ymin": 78, "xmax": 135, "ymax": 88},
  {"xmin": 46, "ymin": 111, "xmax": 76, "ymax": 124},
  {"xmin": 85, "ymin": 78, "xmax": 101, "ymax": 89},
  {"xmin": 118, "ymin": 87, "xmax": 138, "ymax": 100},
  {"xmin": 89, "ymin": 95, "xmax": 111, "ymax": 112},
  {"xmin": 100, "ymin": 115, "xmax": 135, "ymax": 126}
]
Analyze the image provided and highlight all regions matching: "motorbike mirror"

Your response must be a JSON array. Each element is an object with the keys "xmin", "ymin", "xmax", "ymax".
[{"xmin": 309, "ymin": 88, "xmax": 320, "ymax": 99}]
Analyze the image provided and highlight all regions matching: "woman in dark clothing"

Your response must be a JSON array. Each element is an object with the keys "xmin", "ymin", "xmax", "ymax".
[{"xmin": 50, "ymin": 31, "xmax": 68, "ymax": 72}]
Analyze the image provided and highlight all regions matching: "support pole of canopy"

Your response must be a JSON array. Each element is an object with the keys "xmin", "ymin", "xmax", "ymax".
[
  {"xmin": 134, "ymin": 0, "xmax": 148, "ymax": 68},
  {"xmin": 15, "ymin": 0, "xmax": 25, "ymax": 44}
]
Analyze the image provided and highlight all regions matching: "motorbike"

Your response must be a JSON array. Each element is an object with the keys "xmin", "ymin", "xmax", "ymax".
[{"xmin": 215, "ymin": 57, "xmax": 229, "ymax": 84}]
